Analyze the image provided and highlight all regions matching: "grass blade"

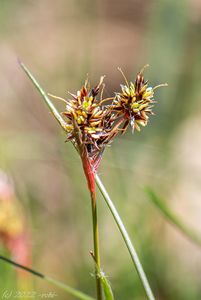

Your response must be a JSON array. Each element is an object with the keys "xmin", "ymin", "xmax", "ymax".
[
  {"xmin": 95, "ymin": 175, "xmax": 155, "ymax": 300},
  {"xmin": 99, "ymin": 270, "xmax": 114, "ymax": 300},
  {"xmin": 91, "ymin": 253, "xmax": 114, "ymax": 300},
  {"xmin": 0, "ymin": 255, "xmax": 95, "ymax": 300},
  {"xmin": 144, "ymin": 187, "xmax": 201, "ymax": 247}
]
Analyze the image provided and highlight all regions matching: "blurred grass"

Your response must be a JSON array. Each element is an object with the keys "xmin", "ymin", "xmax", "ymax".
[{"xmin": 144, "ymin": 187, "xmax": 201, "ymax": 247}]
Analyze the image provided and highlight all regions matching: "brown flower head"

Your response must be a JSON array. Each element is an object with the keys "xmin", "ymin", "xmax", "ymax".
[
  {"xmin": 113, "ymin": 66, "xmax": 167, "ymax": 132},
  {"xmin": 50, "ymin": 77, "xmax": 115, "ymax": 170},
  {"xmin": 48, "ymin": 67, "xmax": 167, "ymax": 193}
]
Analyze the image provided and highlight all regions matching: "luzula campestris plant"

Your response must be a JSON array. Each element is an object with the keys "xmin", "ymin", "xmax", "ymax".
[
  {"xmin": 19, "ymin": 62, "xmax": 167, "ymax": 300},
  {"xmin": 48, "ymin": 67, "xmax": 166, "ymax": 300}
]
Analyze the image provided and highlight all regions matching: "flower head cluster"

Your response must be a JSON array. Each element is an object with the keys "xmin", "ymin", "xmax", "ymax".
[
  {"xmin": 112, "ymin": 66, "xmax": 157, "ymax": 132},
  {"xmin": 50, "ymin": 67, "xmax": 166, "ymax": 174},
  {"xmin": 63, "ymin": 77, "xmax": 113, "ymax": 146},
  {"xmin": 50, "ymin": 77, "xmax": 115, "ymax": 169}
]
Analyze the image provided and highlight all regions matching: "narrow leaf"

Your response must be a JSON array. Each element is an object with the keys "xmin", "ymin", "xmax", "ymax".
[
  {"xmin": 91, "ymin": 253, "xmax": 114, "ymax": 300},
  {"xmin": 98, "ymin": 270, "xmax": 114, "ymax": 300},
  {"xmin": 0, "ymin": 255, "xmax": 95, "ymax": 300},
  {"xmin": 144, "ymin": 187, "xmax": 201, "ymax": 247},
  {"xmin": 95, "ymin": 175, "xmax": 155, "ymax": 300}
]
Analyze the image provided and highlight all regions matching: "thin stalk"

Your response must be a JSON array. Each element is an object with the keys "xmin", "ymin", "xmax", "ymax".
[
  {"xmin": 95, "ymin": 174, "xmax": 155, "ymax": 300},
  {"xmin": 81, "ymin": 154, "xmax": 102, "ymax": 300},
  {"xmin": 91, "ymin": 190, "xmax": 102, "ymax": 300},
  {"xmin": 0, "ymin": 255, "xmax": 95, "ymax": 300}
]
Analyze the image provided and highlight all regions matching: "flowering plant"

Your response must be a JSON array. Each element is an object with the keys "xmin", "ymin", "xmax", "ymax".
[{"xmin": 0, "ymin": 62, "xmax": 167, "ymax": 300}]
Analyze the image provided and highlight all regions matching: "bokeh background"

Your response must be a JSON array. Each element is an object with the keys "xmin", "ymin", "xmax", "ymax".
[{"xmin": 0, "ymin": 0, "xmax": 201, "ymax": 299}]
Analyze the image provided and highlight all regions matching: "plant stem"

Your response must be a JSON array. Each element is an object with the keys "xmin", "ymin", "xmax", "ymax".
[
  {"xmin": 0, "ymin": 255, "xmax": 95, "ymax": 300},
  {"xmin": 95, "ymin": 174, "xmax": 155, "ymax": 300},
  {"xmin": 91, "ymin": 190, "xmax": 102, "ymax": 300},
  {"xmin": 81, "ymin": 153, "xmax": 102, "ymax": 300}
]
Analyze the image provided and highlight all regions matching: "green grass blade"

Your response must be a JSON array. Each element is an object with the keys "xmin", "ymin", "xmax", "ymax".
[
  {"xmin": 19, "ymin": 61, "xmax": 67, "ymax": 132},
  {"xmin": 0, "ymin": 255, "xmax": 95, "ymax": 300},
  {"xmin": 91, "ymin": 254, "xmax": 114, "ymax": 300},
  {"xmin": 99, "ymin": 270, "xmax": 114, "ymax": 300},
  {"xmin": 95, "ymin": 175, "xmax": 155, "ymax": 300},
  {"xmin": 144, "ymin": 187, "xmax": 201, "ymax": 247}
]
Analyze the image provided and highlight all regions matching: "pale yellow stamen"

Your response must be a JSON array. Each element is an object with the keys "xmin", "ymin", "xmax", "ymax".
[
  {"xmin": 48, "ymin": 93, "xmax": 68, "ymax": 104},
  {"xmin": 139, "ymin": 64, "xmax": 150, "ymax": 74},
  {"xmin": 153, "ymin": 83, "xmax": 168, "ymax": 90},
  {"xmin": 118, "ymin": 67, "xmax": 129, "ymax": 87}
]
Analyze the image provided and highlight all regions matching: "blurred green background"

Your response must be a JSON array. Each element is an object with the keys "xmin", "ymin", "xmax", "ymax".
[{"xmin": 0, "ymin": 0, "xmax": 201, "ymax": 299}]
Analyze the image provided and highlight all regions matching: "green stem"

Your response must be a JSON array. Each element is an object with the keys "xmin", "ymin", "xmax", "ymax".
[
  {"xmin": 91, "ymin": 190, "xmax": 102, "ymax": 300},
  {"xmin": 95, "ymin": 175, "xmax": 155, "ymax": 300},
  {"xmin": 0, "ymin": 255, "xmax": 95, "ymax": 300},
  {"xmin": 81, "ymin": 153, "xmax": 102, "ymax": 300}
]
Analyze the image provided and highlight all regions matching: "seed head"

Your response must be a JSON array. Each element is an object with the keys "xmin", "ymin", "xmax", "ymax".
[
  {"xmin": 50, "ymin": 77, "xmax": 114, "ymax": 169},
  {"xmin": 113, "ymin": 66, "xmax": 167, "ymax": 132}
]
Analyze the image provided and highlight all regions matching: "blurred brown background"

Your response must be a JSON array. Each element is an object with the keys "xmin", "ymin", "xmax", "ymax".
[{"xmin": 0, "ymin": 0, "xmax": 201, "ymax": 299}]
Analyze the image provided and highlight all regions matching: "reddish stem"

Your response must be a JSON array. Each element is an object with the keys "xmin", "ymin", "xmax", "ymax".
[
  {"xmin": 81, "ymin": 154, "xmax": 102, "ymax": 300},
  {"xmin": 81, "ymin": 154, "xmax": 96, "ymax": 194}
]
